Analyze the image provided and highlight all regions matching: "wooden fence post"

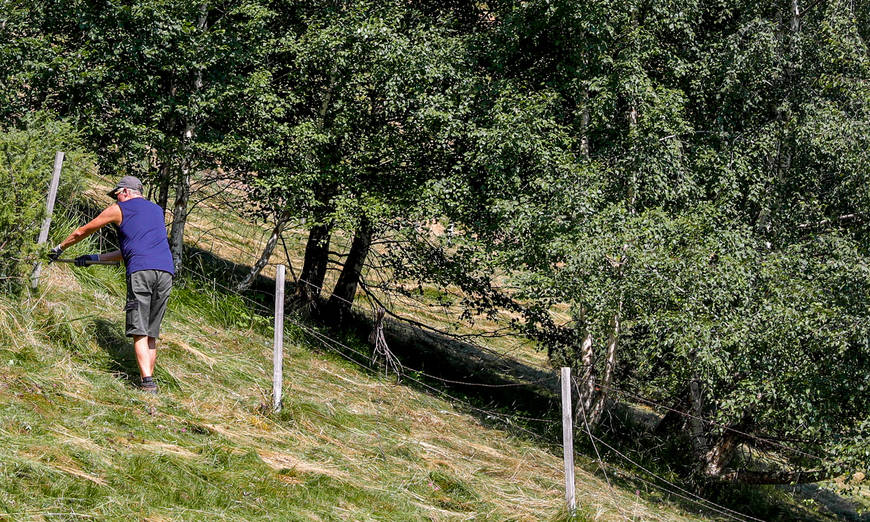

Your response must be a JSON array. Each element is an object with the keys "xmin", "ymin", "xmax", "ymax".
[
  {"xmin": 561, "ymin": 367, "xmax": 576, "ymax": 514},
  {"xmin": 30, "ymin": 151, "xmax": 65, "ymax": 289},
  {"xmin": 272, "ymin": 264, "xmax": 285, "ymax": 412}
]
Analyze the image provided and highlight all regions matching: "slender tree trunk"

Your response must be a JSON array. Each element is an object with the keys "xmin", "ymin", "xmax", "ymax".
[
  {"xmin": 587, "ymin": 312, "xmax": 619, "ymax": 426},
  {"xmin": 577, "ymin": 330, "xmax": 595, "ymax": 415},
  {"xmin": 167, "ymin": 4, "xmax": 207, "ymax": 273},
  {"xmin": 296, "ymin": 222, "xmax": 332, "ymax": 301},
  {"xmin": 156, "ymin": 160, "xmax": 171, "ymax": 212},
  {"xmin": 168, "ymin": 163, "xmax": 191, "ymax": 271},
  {"xmin": 791, "ymin": 0, "xmax": 801, "ymax": 32},
  {"xmin": 327, "ymin": 216, "xmax": 373, "ymax": 324},
  {"xmin": 236, "ymin": 209, "xmax": 292, "ymax": 292},
  {"xmin": 689, "ymin": 379, "xmax": 710, "ymax": 459}
]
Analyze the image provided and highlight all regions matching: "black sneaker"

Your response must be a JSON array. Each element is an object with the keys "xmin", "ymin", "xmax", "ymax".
[{"xmin": 139, "ymin": 379, "xmax": 158, "ymax": 394}]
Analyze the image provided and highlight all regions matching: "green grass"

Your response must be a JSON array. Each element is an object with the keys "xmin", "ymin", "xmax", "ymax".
[
  {"xmin": 2, "ymin": 173, "xmax": 861, "ymax": 520},
  {"xmin": 4, "ymin": 253, "xmax": 706, "ymax": 521}
]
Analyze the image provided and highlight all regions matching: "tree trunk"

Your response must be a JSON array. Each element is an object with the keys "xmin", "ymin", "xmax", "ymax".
[
  {"xmin": 168, "ymin": 164, "xmax": 190, "ymax": 272},
  {"xmin": 574, "ymin": 306, "xmax": 621, "ymax": 429},
  {"xmin": 577, "ymin": 330, "xmax": 595, "ymax": 415},
  {"xmin": 587, "ymin": 312, "xmax": 619, "ymax": 426},
  {"xmin": 702, "ymin": 413, "xmax": 754, "ymax": 479},
  {"xmin": 236, "ymin": 209, "xmax": 292, "ymax": 292},
  {"xmin": 296, "ymin": 222, "xmax": 332, "ymax": 302},
  {"xmin": 167, "ymin": 4, "xmax": 208, "ymax": 274},
  {"xmin": 791, "ymin": 0, "xmax": 801, "ymax": 32},
  {"xmin": 703, "ymin": 430, "xmax": 743, "ymax": 478},
  {"xmin": 326, "ymin": 216, "xmax": 373, "ymax": 325},
  {"xmin": 689, "ymin": 379, "xmax": 710, "ymax": 459},
  {"xmin": 156, "ymin": 160, "xmax": 171, "ymax": 213}
]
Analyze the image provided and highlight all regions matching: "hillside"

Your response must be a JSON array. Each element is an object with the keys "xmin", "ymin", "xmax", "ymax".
[
  {"xmin": 1, "ymin": 263, "xmax": 690, "ymax": 521},
  {"xmin": 6, "ymin": 167, "xmax": 869, "ymax": 521},
  {"xmin": 4, "ymin": 2, "xmax": 870, "ymax": 518},
  {"xmin": 0, "ymin": 198, "xmax": 698, "ymax": 520}
]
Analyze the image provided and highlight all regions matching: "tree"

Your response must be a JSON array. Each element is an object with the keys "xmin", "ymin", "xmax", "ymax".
[
  {"xmin": 398, "ymin": 0, "xmax": 870, "ymax": 483},
  {"xmin": 9, "ymin": 0, "xmax": 275, "ymax": 272},
  {"xmin": 0, "ymin": 114, "xmax": 93, "ymax": 293},
  {"xmin": 240, "ymin": 0, "xmax": 480, "ymax": 321}
]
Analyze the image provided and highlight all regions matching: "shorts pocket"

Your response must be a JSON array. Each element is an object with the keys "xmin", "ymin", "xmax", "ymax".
[{"xmin": 124, "ymin": 299, "xmax": 139, "ymax": 312}]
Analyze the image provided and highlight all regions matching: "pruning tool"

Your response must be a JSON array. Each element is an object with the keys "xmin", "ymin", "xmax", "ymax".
[{"xmin": 54, "ymin": 258, "xmax": 120, "ymax": 267}]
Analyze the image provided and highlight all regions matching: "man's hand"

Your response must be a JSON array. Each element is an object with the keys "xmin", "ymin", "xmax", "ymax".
[
  {"xmin": 74, "ymin": 254, "xmax": 99, "ymax": 267},
  {"xmin": 47, "ymin": 245, "xmax": 63, "ymax": 263}
]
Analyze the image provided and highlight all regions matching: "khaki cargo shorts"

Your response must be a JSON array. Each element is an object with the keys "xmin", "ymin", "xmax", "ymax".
[{"xmin": 125, "ymin": 269, "xmax": 173, "ymax": 338}]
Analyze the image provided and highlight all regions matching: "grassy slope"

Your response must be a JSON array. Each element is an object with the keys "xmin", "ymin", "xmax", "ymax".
[
  {"xmin": 0, "ymin": 257, "xmax": 703, "ymax": 521},
  {"xmin": 0, "ymin": 178, "xmax": 712, "ymax": 521}
]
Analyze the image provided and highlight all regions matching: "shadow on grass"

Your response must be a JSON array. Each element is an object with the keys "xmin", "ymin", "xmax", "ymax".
[
  {"xmin": 792, "ymin": 484, "xmax": 870, "ymax": 521},
  {"xmin": 177, "ymin": 245, "xmax": 853, "ymax": 521},
  {"xmin": 180, "ymin": 244, "xmax": 560, "ymax": 426},
  {"xmin": 93, "ymin": 318, "xmax": 138, "ymax": 382},
  {"xmin": 91, "ymin": 318, "xmax": 183, "ymax": 391}
]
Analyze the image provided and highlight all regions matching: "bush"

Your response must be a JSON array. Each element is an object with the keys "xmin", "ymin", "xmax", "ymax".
[{"xmin": 0, "ymin": 113, "xmax": 93, "ymax": 293}]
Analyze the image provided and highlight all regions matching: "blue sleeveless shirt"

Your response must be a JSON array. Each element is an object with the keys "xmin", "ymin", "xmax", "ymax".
[{"xmin": 116, "ymin": 198, "xmax": 175, "ymax": 276}]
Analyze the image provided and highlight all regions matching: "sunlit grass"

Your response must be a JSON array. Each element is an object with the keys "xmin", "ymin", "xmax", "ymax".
[
  {"xmin": 11, "ymin": 171, "xmax": 821, "ymax": 520},
  {"xmin": 1, "ymin": 244, "xmax": 710, "ymax": 520}
]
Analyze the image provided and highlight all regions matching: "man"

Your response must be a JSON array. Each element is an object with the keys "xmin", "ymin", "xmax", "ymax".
[{"xmin": 49, "ymin": 176, "xmax": 175, "ymax": 393}]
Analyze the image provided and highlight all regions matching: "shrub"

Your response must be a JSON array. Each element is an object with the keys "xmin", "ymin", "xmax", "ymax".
[{"xmin": 0, "ymin": 113, "xmax": 93, "ymax": 293}]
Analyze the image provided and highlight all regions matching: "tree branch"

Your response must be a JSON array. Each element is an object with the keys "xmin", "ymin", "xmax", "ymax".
[{"xmin": 717, "ymin": 468, "xmax": 833, "ymax": 485}]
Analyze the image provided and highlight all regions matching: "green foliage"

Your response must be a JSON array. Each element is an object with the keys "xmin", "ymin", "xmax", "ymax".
[
  {"xmin": 0, "ymin": 113, "xmax": 92, "ymax": 293},
  {"xmin": 245, "ymin": 0, "xmax": 480, "ymax": 236},
  {"xmin": 427, "ymin": 470, "xmax": 479, "ymax": 510},
  {"xmin": 4, "ymin": 0, "xmax": 868, "ymax": 494},
  {"xmin": 400, "ymin": 0, "xmax": 870, "ymax": 481}
]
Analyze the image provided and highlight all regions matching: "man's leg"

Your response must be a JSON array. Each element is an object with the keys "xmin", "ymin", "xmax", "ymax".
[
  {"xmin": 148, "ymin": 336, "xmax": 157, "ymax": 374},
  {"xmin": 133, "ymin": 334, "xmax": 154, "ymax": 378}
]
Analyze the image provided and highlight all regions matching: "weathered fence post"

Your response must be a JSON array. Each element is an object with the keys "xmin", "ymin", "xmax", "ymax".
[
  {"xmin": 272, "ymin": 264, "xmax": 285, "ymax": 412},
  {"xmin": 561, "ymin": 367, "xmax": 576, "ymax": 514},
  {"xmin": 30, "ymin": 151, "xmax": 65, "ymax": 289}
]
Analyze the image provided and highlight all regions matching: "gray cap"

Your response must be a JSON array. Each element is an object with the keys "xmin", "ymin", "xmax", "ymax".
[{"xmin": 107, "ymin": 175, "xmax": 144, "ymax": 197}]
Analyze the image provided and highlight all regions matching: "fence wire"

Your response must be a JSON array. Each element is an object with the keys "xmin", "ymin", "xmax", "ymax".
[
  {"xmin": 176, "ymin": 255, "xmax": 765, "ymax": 522},
  {"xmin": 43, "ymin": 187, "xmax": 817, "ymax": 522}
]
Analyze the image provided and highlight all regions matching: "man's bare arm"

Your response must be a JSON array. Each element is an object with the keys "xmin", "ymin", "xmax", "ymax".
[{"xmin": 58, "ymin": 204, "xmax": 122, "ymax": 250}]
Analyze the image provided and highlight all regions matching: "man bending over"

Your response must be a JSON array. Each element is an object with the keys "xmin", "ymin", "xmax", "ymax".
[{"xmin": 50, "ymin": 176, "xmax": 174, "ymax": 393}]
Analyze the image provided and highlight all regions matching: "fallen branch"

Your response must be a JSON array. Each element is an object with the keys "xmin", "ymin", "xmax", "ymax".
[{"xmin": 717, "ymin": 468, "xmax": 832, "ymax": 485}]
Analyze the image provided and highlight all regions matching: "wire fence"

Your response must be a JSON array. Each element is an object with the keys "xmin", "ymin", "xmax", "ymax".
[
  {"xmin": 38, "ymin": 185, "xmax": 818, "ymax": 522},
  {"xmin": 174, "ymin": 253, "xmax": 764, "ymax": 522}
]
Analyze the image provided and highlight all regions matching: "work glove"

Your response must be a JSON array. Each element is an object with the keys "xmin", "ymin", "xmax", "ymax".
[
  {"xmin": 74, "ymin": 254, "xmax": 99, "ymax": 267},
  {"xmin": 47, "ymin": 245, "xmax": 63, "ymax": 263}
]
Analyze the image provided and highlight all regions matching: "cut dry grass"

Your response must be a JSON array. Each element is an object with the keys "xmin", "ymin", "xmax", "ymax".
[
  {"xmin": 5, "ymin": 172, "xmax": 789, "ymax": 520},
  {"xmin": 0, "ymin": 248, "xmax": 711, "ymax": 520}
]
